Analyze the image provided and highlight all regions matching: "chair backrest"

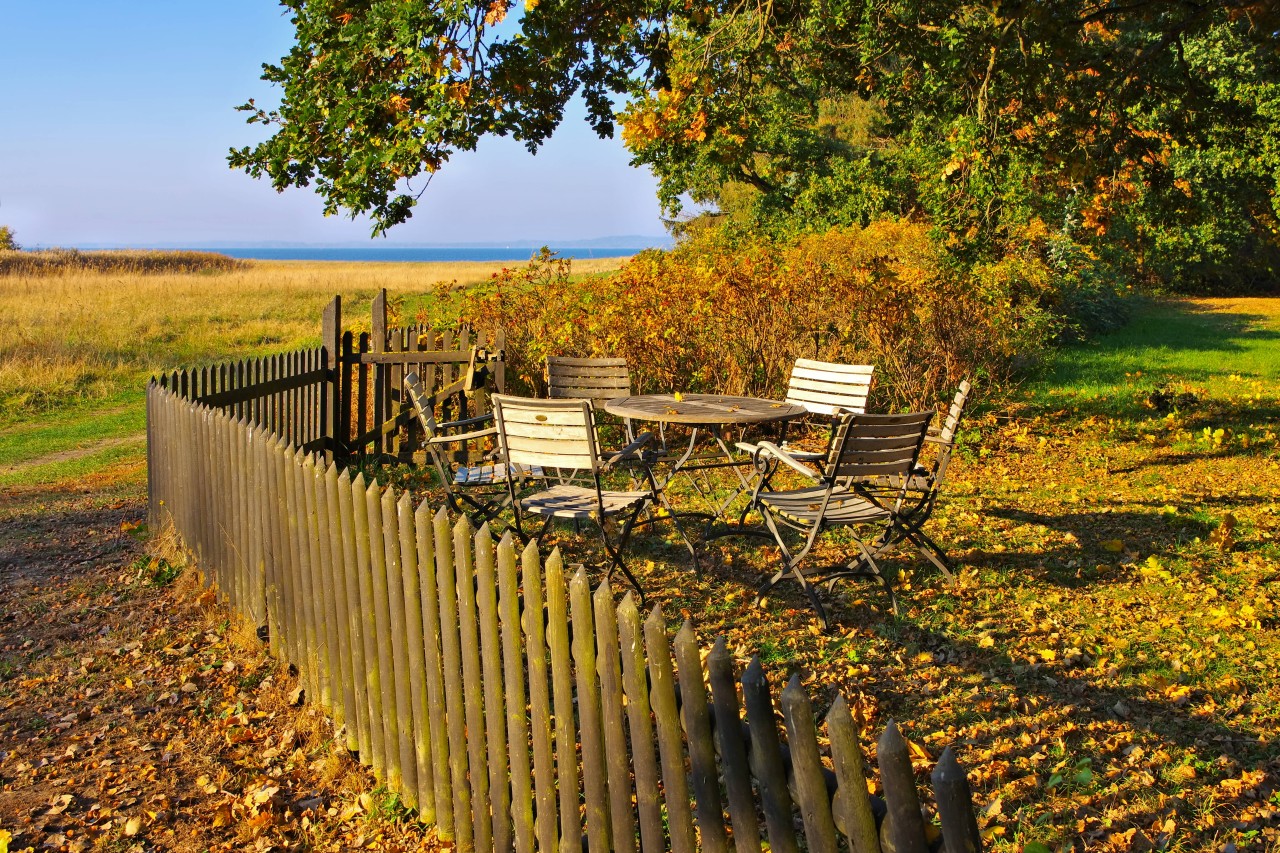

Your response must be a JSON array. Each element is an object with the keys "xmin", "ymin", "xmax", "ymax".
[
  {"xmin": 823, "ymin": 410, "xmax": 933, "ymax": 483},
  {"xmin": 546, "ymin": 357, "xmax": 632, "ymax": 408},
  {"xmin": 785, "ymin": 359, "xmax": 875, "ymax": 416},
  {"xmin": 492, "ymin": 394, "xmax": 600, "ymax": 472},
  {"xmin": 931, "ymin": 380, "xmax": 972, "ymax": 485},
  {"xmin": 404, "ymin": 371, "xmax": 436, "ymax": 438}
]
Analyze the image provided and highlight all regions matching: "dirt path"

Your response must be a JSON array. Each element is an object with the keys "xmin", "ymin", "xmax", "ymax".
[
  {"xmin": 0, "ymin": 489, "xmax": 441, "ymax": 852},
  {"xmin": 0, "ymin": 435, "xmax": 146, "ymax": 479}
]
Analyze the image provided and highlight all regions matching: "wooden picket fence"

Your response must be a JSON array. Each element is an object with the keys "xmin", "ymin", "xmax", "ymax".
[
  {"xmin": 147, "ymin": 359, "xmax": 985, "ymax": 853},
  {"xmin": 149, "ymin": 294, "xmax": 503, "ymax": 468},
  {"xmin": 152, "ymin": 348, "xmax": 328, "ymax": 453}
]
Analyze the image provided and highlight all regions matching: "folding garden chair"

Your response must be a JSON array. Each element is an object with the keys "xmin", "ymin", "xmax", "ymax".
[
  {"xmin": 405, "ymin": 370, "xmax": 543, "ymax": 530},
  {"xmin": 848, "ymin": 380, "xmax": 972, "ymax": 582},
  {"xmin": 722, "ymin": 409, "xmax": 933, "ymax": 629},
  {"xmin": 721, "ymin": 359, "xmax": 875, "ymax": 516},
  {"xmin": 491, "ymin": 393, "xmax": 673, "ymax": 599}
]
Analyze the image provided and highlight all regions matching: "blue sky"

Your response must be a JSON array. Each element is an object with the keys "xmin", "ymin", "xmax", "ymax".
[{"xmin": 0, "ymin": 1, "xmax": 665, "ymax": 246}]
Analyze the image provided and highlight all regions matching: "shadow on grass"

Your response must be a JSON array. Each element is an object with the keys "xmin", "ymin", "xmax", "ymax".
[
  {"xmin": 1024, "ymin": 384, "xmax": 1280, "ymax": 428},
  {"xmin": 0, "ymin": 493, "xmax": 141, "ymax": 586},
  {"xmin": 954, "ymin": 505, "xmax": 1214, "ymax": 589},
  {"xmin": 871, "ymin": 614, "xmax": 1280, "ymax": 836}
]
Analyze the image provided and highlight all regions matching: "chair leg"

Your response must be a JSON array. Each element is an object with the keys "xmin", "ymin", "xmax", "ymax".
[
  {"xmin": 909, "ymin": 529, "xmax": 956, "ymax": 582},
  {"xmin": 599, "ymin": 508, "xmax": 647, "ymax": 604},
  {"xmin": 823, "ymin": 541, "xmax": 899, "ymax": 616},
  {"xmin": 753, "ymin": 513, "xmax": 829, "ymax": 629},
  {"xmin": 663, "ymin": 506, "xmax": 701, "ymax": 575},
  {"xmin": 753, "ymin": 509, "xmax": 798, "ymax": 605}
]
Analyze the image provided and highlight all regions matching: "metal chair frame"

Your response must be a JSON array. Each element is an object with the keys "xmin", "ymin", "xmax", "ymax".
[
  {"xmin": 712, "ymin": 410, "xmax": 933, "ymax": 629},
  {"xmin": 405, "ymin": 369, "xmax": 542, "ymax": 532},
  {"xmin": 492, "ymin": 394, "xmax": 678, "ymax": 600},
  {"xmin": 835, "ymin": 380, "xmax": 972, "ymax": 583}
]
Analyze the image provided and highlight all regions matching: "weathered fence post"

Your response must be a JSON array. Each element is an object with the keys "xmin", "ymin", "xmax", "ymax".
[
  {"xmin": 371, "ymin": 289, "xmax": 388, "ymax": 458},
  {"xmin": 742, "ymin": 656, "xmax": 800, "ymax": 853},
  {"xmin": 827, "ymin": 696, "xmax": 882, "ymax": 853},
  {"xmin": 593, "ymin": 580, "xmax": 635, "ymax": 853},
  {"xmin": 708, "ymin": 636, "xmax": 761, "ymax": 853},
  {"xmin": 674, "ymin": 622, "xmax": 729, "ymax": 853},
  {"xmin": 933, "ymin": 747, "xmax": 983, "ymax": 853},
  {"xmin": 644, "ymin": 606, "xmax": 697, "ymax": 853},
  {"xmin": 781, "ymin": 674, "xmax": 841, "ymax": 853},
  {"xmin": 879, "ymin": 721, "xmax": 930, "ymax": 853},
  {"xmin": 322, "ymin": 296, "xmax": 341, "ymax": 462}
]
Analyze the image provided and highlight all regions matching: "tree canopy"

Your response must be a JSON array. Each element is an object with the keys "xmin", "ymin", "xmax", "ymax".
[{"xmin": 232, "ymin": 0, "xmax": 1280, "ymax": 289}]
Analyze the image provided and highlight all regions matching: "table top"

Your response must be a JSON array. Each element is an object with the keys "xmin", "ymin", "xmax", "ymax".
[{"xmin": 604, "ymin": 393, "xmax": 807, "ymax": 425}]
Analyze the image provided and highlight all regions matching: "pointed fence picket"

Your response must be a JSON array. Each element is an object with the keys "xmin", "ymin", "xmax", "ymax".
[{"xmin": 148, "ymin": 364, "xmax": 986, "ymax": 853}]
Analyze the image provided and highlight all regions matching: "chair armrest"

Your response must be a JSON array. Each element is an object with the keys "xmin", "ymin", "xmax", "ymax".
[
  {"xmin": 437, "ymin": 412, "xmax": 494, "ymax": 432},
  {"xmin": 754, "ymin": 441, "xmax": 821, "ymax": 481},
  {"xmin": 924, "ymin": 432, "xmax": 949, "ymax": 446},
  {"xmin": 602, "ymin": 432, "xmax": 656, "ymax": 471},
  {"xmin": 427, "ymin": 426, "xmax": 497, "ymax": 445}
]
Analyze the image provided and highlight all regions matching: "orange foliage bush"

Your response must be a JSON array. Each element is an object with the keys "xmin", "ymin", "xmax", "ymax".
[{"xmin": 459, "ymin": 222, "xmax": 1058, "ymax": 407}]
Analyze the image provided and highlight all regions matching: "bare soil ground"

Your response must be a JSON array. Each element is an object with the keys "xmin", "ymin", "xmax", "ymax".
[{"xmin": 0, "ymin": 483, "xmax": 439, "ymax": 852}]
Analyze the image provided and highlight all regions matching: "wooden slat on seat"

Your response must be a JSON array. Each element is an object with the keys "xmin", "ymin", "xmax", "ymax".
[
  {"xmin": 760, "ymin": 487, "xmax": 888, "ymax": 525},
  {"xmin": 453, "ymin": 463, "xmax": 544, "ymax": 485},
  {"xmin": 521, "ymin": 484, "xmax": 649, "ymax": 519}
]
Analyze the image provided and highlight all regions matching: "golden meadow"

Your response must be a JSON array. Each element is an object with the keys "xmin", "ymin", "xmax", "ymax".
[
  {"xmin": 0, "ymin": 251, "xmax": 625, "ymax": 422},
  {"xmin": 0, "ymin": 251, "xmax": 625, "ymax": 488}
]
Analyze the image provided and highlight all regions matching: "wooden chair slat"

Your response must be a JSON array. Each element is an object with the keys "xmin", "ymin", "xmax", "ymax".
[{"xmin": 794, "ymin": 358, "xmax": 875, "ymax": 377}]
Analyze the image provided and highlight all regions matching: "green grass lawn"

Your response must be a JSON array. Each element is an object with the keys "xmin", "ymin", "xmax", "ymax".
[{"xmin": 1029, "ymin": 296, "xmax": 1280, "ymax": 409}]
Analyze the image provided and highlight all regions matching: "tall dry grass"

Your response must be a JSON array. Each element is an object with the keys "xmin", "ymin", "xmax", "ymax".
[
  {"xmin": 0, "ymin": 256, "xmax": 626, "ymax": 421},
  {"xmin": 0, "ymin": 248, "xmax": 247, "ymax": 276}
]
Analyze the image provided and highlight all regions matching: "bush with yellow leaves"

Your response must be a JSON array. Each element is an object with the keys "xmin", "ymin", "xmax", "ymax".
[{"xmin": 460, "ymin": 222, "xmax": 1060, "ymax": 407}]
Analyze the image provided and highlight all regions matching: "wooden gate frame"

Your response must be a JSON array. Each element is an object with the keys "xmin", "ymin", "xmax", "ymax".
[{"xmin": 322, "ymin": 290, "xmax": 505, "ymax": 465}]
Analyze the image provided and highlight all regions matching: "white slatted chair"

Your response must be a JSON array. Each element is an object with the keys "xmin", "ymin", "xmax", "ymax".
[
  {"xmin": 724, "ymin": 409, "xmax": 933, "ymax": 629},
  {"xmin": 735, "ymin": 358, "xmax": 875, "ymax": 463},
  {"xmin": 492, "ymin": 394, "xmax": 665, "ymax": 599},
  {"xmin": 405, "ymin": 371, "xmax": 543, "ymax": 530},
  {"xmin": 719, "ymin": 359, "xmax": 875, "ymax": 520}
]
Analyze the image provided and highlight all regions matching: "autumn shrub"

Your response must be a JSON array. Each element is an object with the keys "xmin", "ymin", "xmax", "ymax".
[{"xmin": 459, "ymin": 222, "xmax": 1061, "ymax": 408}]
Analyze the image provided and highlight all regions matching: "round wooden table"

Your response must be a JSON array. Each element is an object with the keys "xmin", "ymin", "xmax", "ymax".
[
  {"xmin": 603, "ymin": 394, "xmax": 807, "ymax": 527},
  {"xmin": 604, "ymin": 393, "xmax": 806, "ymax": 426}
]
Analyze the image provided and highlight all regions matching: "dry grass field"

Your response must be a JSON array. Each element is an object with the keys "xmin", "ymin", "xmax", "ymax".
[{"xmin": 0, "ymin": 255, "xmax": 626, "ymax": 487}]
